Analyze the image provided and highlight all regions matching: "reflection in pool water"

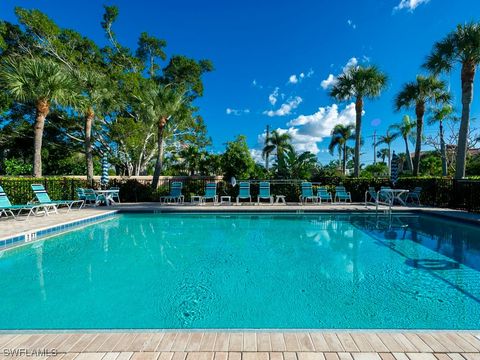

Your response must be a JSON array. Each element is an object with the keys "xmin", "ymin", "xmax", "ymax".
[{"xmin": 0, "ymin": 213, "xmax": 478, "ymax": 330}]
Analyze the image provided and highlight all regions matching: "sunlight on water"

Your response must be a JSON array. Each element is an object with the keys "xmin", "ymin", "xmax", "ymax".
[{"xmin": 0, "ymin": 213, "xmax": 479, "ymax": 329}]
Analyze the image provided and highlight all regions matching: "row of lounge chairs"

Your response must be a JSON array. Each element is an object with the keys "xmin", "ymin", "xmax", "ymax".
[
  {"xmin": 0, "ymin": 184, "xmax": 84, "ymax": 220},
  {"xmin": 159, "ymin": 181, "xmax": 354, "ymax": 205}
]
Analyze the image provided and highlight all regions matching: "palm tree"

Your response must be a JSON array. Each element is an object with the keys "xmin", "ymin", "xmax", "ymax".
[
  {"xmin": 389, "ymin": 115, "xmax": 416, "ymax": 172},
  {"xmin": 428, "ymin": 104, "xmax": 453, "ymax": 176},
  {"xmin": 330, "ymin": 65, "xmax": 387, "ymax": 177},
  {"xmin": 137, "ymin": 83, "xmax": 184, "ymax": 188},
  {"xmin": 284, "ymin": 149, "xmax": 318, "ymax": 179},
  {"xmin": 262, "ymin": 130, "xmax": 293, "ymax": 173},
  {"xmin": 0, "ymin": 57, "xmax": 79, "ymax": 177},
  {"xmin": 328, "ymin": 124, "xmax": 355, "ymax": 175},
  {"xmin": 376, "ymin": 131, "xmax": 398, "ymax": 175},
  {"xmin": 394, "ymin": 75, "xmax": 450, "ymax": 176},
  {"xmin": 424, "ymin": 23, "xmax": 480, "ymax": 179},
  {"xmin": 77, "ymin": 70, "xmax": 112, "ymax": 185},
  {"xmin": 377, "ymin": 148, "xmax": 390, "ymax": 164}
]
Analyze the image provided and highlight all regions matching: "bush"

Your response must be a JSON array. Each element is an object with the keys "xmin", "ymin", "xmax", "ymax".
[{"xmin": 0, "ymin": 177, "xmax": 89, "ymax": 204}]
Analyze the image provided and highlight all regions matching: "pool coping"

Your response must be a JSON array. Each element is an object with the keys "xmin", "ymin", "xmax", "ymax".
[{"xmin": 0, "ymin": 209, "xmax": 118, "ymax": 250}]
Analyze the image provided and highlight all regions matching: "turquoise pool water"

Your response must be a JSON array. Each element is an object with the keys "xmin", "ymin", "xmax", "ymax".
[{"xmin": 0, "ymin": 212, "xmax": 479, "ymax": 330}]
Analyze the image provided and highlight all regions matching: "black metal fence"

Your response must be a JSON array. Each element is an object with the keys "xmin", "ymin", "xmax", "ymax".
[{"xmin": 1, "ymin": 176, "xmax": 479, "ymax": 212}]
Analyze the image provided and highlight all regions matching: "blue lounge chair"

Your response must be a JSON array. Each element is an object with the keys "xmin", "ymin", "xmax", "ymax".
[
  {"xmin": 0, "ymin": 185, "xmax": 56, "ymax": 220},
  {"xmin": 334, "ymin": 186, "xmax": 352, "ymax": 203},
  {"xmin": 406, "ymin": 187, "xmax": 422, "ymax": 205},
  {"xmin": 236, "ymin": 182, "xmax": 251, "ymax": 204},
  {"xmin": 160, "ymin": 181, "xmax": 184, "ymax": 204},
  {"xmin": 202, "ymin": 182, "xmax": 218, "ymax": 204},
  {"xmin": 31, "ymin": 184, "xmax": 84, "ymax": 211},
  {"xmin": 300, "ymin": 182, "xmax": 316, "ymax": 204},
  {"xmin": 257, "ymin": 181, "xmax": 273, "ymax": 205},
  {"xmin": 76, "ymin": 188, "xmax": 86, "ymax": 201},
  {"xmin": 316, "ymin": 186, "xmax": 333, "ymax": 203}
]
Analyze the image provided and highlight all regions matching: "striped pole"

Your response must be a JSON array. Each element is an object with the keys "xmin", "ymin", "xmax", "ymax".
[
  {"xmin": 101, "ymin": 155, "xmax": 109, "ymax": 188},
  {"xmin": 390, "ymin": 151, "xmax": 399, "ymax": 187}
]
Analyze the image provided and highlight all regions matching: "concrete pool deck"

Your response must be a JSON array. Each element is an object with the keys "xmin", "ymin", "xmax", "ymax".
[
  {"xmin": 0, "ymin": 331, "xmax": 479, "ymax": 359},
  {"xmin": 0, "ymin": 204, "xmax": 479, "ymax": 359}
]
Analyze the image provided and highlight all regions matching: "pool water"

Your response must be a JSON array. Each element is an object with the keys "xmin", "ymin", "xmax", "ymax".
[{"xmin": 0, "ymin": 212, "xmax": 479, "ymax": 330}]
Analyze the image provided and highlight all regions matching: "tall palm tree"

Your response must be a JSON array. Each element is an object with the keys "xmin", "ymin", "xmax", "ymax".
[
  {"xmin": 394, "ymin": 75, "xmax": 450, "ymax": 176},
  {"xmin": 376, "ymin": 131, "xmax": 398, "ymax": 175},
  {"xmin": 262, "ymin": 130, "xmax": 293, "ymax": 172},
  {"xmin": 0, "ymin": 57, "xmax": 79, "ymax": 177},
  {"xmin": 77, "ymin": 70, "xmax": 112, "ymax": 185},
  {"xmin": 428, "ymin": 104, "xmax": 453, "ymax": 176},
  {"xmin": 328, "ymin": 124, "xmax": 355, "ymax": 175},
  {"xmin": 137, "ymin": 83, "xmax": 184, "ymax": 188},
  {"xmin": 389, "ymin": 115, "xmax": 416, "ymax": 172},
  {"xmin": 424, "ymin": 23, "xmax": 480, "ymax": 179},
  {"xmin": 330, "ymin": 65, "xmax": 387, "ymax": 177}
]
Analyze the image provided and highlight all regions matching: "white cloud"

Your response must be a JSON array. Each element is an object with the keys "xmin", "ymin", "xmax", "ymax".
[
  {"xmin": 268, "ymin": 87, "xmax": 279, "ymax": 106},
  {"xmin": 288, "ymin": 103, "xmax": 358, "ymax": 139},
  {"xmin": 288, "ymin": 74, "xmax": 298, "ymax": 84},
  {"xmin": 320, "ymin": 57, "xmax": 359, "ymax": 90},
  {"xmin": 263, "ymin": 96, "xmax": 303, "ymax": 117},
  {"xmin": 250, "ymin": 149, "xmax": 264, "ymax": 164},
  {"xmin": 226, "ymin": 108, "xmax": 250, "ymax": 116},
  {"xmin": 394, "ymin": 0, "xmax": 430, "ymax": 12},
  {"xmin": 342, "ymin": 57, "xmax": 358, "ymax": 72},
  {"xmin": 255, "ymin": 103, "xmax": 358, "ymax": 155},
  {"xmin": 347, "ymin": 19, "xmax": 357, "ymax": 29},
  {"xmin": 287, "ymin": 70, "xmax": 313, "ymax": 85},
  {"xmin": 320, "ymin": 74, "xmax": 337, "ymax": 90},
  {"xmin": 252, "ymin": 79, "xmax": 263, "ymax": 88}
]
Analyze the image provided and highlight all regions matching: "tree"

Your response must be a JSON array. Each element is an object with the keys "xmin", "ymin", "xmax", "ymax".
[
  {"xmin": 328, "ymin": 123, "xmax": 355, "ymax": 175},
  {"xmin": 428, "ymin": 105, "xmax": 453, "ymax": 176},
  {"xmin": 137, "ymin": 83, "xmax": 185, "ymax": 188},
  {"xmin": 0, "ymin": 57, "xmax": 78, "ymax": 177},
  {"xmin": 178, "ymin": 145, "xmax": 206, "ymax": 176},
  {"xmin": 389, "ymin": 115, "xmax": 416, "ymax": 172},
  {"xmin": 283, "ymin": 150, "xmax": 318, "ymax": 179},
  {"xmin": 13, "ymin": 8, "xmax": 115, "ymax": 183},
  {"xmin": 361, "ymin": 163, "xmax": 389, "ymax": 178},
  {"xmin": 376, "ymin": 130, "xmax": 398, "ymax": 175},
  {"xmin": 330, "ymin": 65, "xmax": 387, "ymax": 177},
  {"xmin": 377, "ymin": 148, "xmax": 390, "ymax": 163},
  {"xmin": 394, "ymin": 75, "xmax": 450, "ymax": 176},
  {"xmin": 136, "ymin": 32, "xmax": 167, "ymax": 78},
  {"xmin": 424, "ymin": 23, "xmax": 480, "ymax": 179},
  {"xmin": 222, "ymin": 135, "xmax": 255, "ymax": 180},
  {"xmin": 262, "ymin": 130, "xmax": 293, "ymax": 176}
]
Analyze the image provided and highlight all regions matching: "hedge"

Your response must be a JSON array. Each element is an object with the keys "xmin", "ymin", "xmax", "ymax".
[{"xmin": 0, "ymin": 176, "xmax": 479, "ymax": 212}]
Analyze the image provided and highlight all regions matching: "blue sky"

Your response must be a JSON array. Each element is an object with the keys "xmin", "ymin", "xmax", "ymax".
[{"xmin": 1, "ymin": 0, "xmax": 480, "ymax": 165}]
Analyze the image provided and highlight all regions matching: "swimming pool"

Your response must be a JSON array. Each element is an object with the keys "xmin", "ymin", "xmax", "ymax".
[{"xmin": 0, "ymin": 212, "xmax": 479, "ymax": 330}]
